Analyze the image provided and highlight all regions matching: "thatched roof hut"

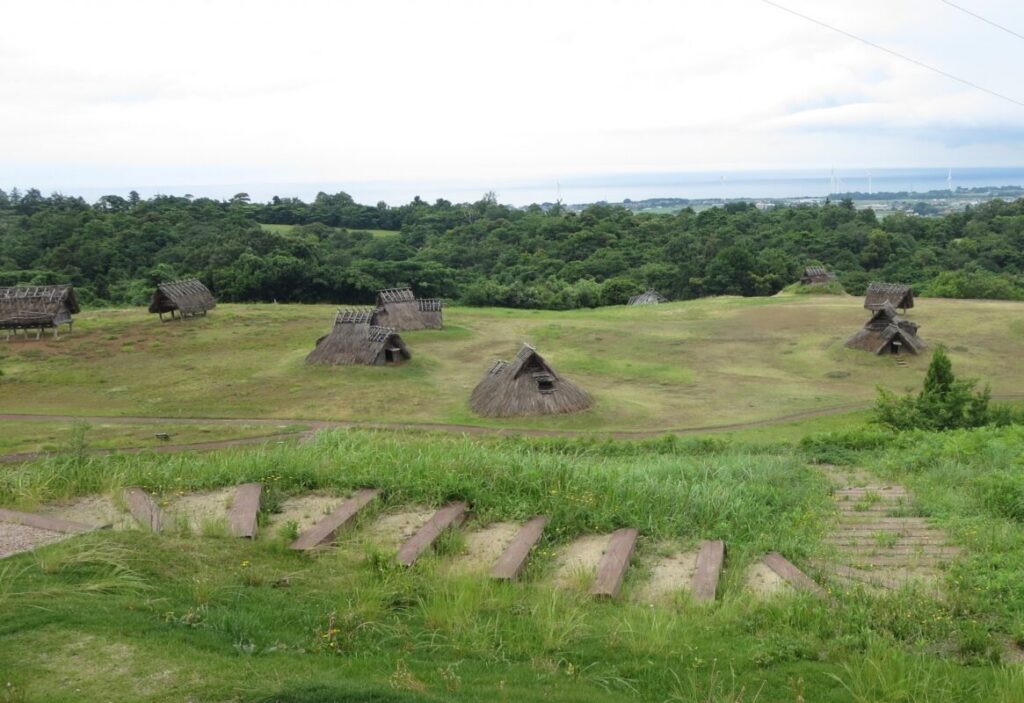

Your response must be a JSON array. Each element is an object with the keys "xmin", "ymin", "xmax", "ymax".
[
  {"xmin": 0, "ymin": 285, "xmax": 80, "ymax": 338},
  {"xmin": 800, "ymin": 266, "xmax": 837, "ymax": 285},
  {"xmin": 373, "ymin": 288, "xmax": 443, "ymax": 330},
  {"xmin": 305, "ymin": 313, "xmax": 410, "ymax": 365},
  {"xmin": 864, "ymin": 282, "xmax": 914, "ymax": 311},
  {"xmin": 469, "ymin": 344, "xmax": 591, "ymax": 417},
  {"xmin": 845, "ymin": 302, "xmax": 926, "ymax": 355},
  {"xmin": 149, "ymin": 279, "xmax": 216, "ymax": 320},
  {"xmin": 628, "ymin": 289, "xmax": 668, "ymax": 305}
]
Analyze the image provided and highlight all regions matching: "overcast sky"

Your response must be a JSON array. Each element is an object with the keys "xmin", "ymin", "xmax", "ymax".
[{"xmin": 2, "ymin": 0, "xmax": 1023, "ymax": 199}]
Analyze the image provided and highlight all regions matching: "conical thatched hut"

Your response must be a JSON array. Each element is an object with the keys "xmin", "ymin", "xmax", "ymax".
[
  {"xmin": 149, "ymin": 279, "xmax": 216, "ymax": 320},
  {"xmin": 628, "ymin": 289, "xmax": 668, "ymax": 305},
  {"xmin": 0, "ymin": 285, "xmax": 80, "ymax": 339},
  {"xmin": 373, "ymin": 288, "xmax": 443, "ymax": 331},
  {"xmin": 864, "ymin": 282, "xmax": 914, "ymax": 311},
  {"xmin": 469, "ymin": 344, "xmax": 591, "ymax": 417},
  {"xmin": 305, "ymin": 312, "xmax": 410, "ymax": 365},
  {"xmin": 845, "ymin": 302, "xmax": 926, "ymax": 355},
  {"xmin": 800, "ymin": 266, "xmax": 837, "ymax": 285}
]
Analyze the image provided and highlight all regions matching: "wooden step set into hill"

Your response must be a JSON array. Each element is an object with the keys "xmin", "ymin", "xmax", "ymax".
[{"xmin": 1, "ymin": 470, "xmax": 954, "ymax": 603}]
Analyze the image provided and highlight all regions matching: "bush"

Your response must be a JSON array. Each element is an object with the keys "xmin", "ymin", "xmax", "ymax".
[{"xmin": 874, "ymin": 347, "xmax": 996, "ymax": 431}]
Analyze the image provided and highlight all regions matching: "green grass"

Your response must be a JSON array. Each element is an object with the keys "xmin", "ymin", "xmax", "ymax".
[
  {"xmin": 0, "ymin": 421, "xmax": 308, "ymax": 455},
  {"xmin": 2, "ymin": 427, "xmax": 1024, "ymax": 701},
  {"xmin": 1, "ymin": 296, "xmax": 1021, "ymax": 434}
]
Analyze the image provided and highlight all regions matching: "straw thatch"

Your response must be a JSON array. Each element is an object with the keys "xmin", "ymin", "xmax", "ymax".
[
  {"xmin": 305, "ymin": 314, "xmax": 410, "ymax": 365},
  {"xmin": 864, "ymin": 282, "xmax": 914, "ymax": 311},
  {"xmin": 373, "ymin": 288, "xmax": 443, "ymax": 330},
  {"xmin": 469, "ymin": 344, "xmax": 591, "ymax": 417},
  {"xmin": 627, "ymin": 289, "xmax": 668, "ymax": 305},
  {"xmin": 800, "ymin": 266, "xmax": 837, "ymax": 285},
  {"xmin": 0, "ymin": 285, "xmax": 80, "ymax": 337},
  {"xmin": 845, "ymin": 302, "xmax": 926, "ymax": 355},
  {"xmin": 149, "ymin": 279, "xmax": 216, "ymax": 319}
]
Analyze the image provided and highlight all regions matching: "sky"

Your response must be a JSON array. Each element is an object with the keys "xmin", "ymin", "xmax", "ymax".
[{"xmin": 2, "ymin": 0, "xmax": 1024, "ymax": 203}]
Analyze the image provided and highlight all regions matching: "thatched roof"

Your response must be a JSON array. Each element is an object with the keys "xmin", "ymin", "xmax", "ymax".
[
  {"xmin": 376, "ymin": 288, "xmax": 416, "ymax": 304},
  {"xmin": 305, "ymin": 318, "xmax": 410, "ymax": 365},
  {"xmin": 335, "ymin": 307, "xmax": 376, "ymax": 324},
  {"xmin": 864, "ymin": 282, "xmax": 914, "ymax": 310},
  {"xmin": 628, "ymin": 289, "xmax": 668, "ymax": 305},
  {"xmin": 845, "ymin": 303, "xmax": 926, "ymax": 355},
  {"xmin": 149, "ymin": 279, "xmax": 216, "ymax": 316},
  {"xmin": 0, "ymin": 285, "xmax": 80, "ymax": 329},
  {"xmin": 469, "ymin": 344, "xmax": 592, "ymax": 417},
  {"xmin": 801, "ymin": 266, "xmax": 837, "ymax": 284},
  {"xmin": 373, "ymin": 288, "xmax": 443, "ymax": 331}
]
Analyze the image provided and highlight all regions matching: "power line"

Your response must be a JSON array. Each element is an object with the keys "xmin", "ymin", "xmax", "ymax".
[
  {"xmin": 939, "ymin": 0, "xmax": 1024, "ymax": 42},
  {"xmin": 759, "ymin": 0, "xmax": 1024, "ymax": 109}
]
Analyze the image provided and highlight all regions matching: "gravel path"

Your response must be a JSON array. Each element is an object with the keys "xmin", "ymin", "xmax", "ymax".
[{"xmin": 0, "ymin": 524, "xmax": 67, "ymax": 559}]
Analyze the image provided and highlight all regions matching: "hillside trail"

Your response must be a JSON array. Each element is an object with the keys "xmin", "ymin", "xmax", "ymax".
[
  {"xmin": 815, "ymin": 466, "xmax": 959, "ymax": 592},
  {"xmin": 2, "ymin": 393, "xmax": 1023, "ymax": 462}
]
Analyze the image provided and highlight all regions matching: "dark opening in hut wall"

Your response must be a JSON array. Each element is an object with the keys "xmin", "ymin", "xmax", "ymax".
[
  {"xmin": 306, "ymin": 313, "xmax": 411, "ymax": 366},
  {"xmin": 0, "ymin": 285, "xmax": 80, "ymax": 340},
  {"xmin": 149, "ymin": 279, "xmax": 216, "ymax": 321},
  {"xmin": 469, "ymin": 344, "xmax": 591, "ymax": 417},
  {"xmin": 372, "ymin": 288, "xmax": 444, "ymax": 330}
]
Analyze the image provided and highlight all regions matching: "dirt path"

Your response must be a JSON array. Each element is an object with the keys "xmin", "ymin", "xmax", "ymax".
[
  {"xmin": 2, "ymin": 394, "xmax": 1023, "ymax": 462},
  {"xmin": 816, "ymin": 467, "xmax": 960, "ymax": 591}
]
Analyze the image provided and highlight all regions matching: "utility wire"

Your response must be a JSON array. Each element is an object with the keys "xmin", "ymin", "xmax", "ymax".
[
  {"xmin": 939, "ymin": 0, "xmax": 1024, "ymax": 42},
  {"xmin": 759, "ymin": 0, "xmax": 1024, "ymax": 108}
]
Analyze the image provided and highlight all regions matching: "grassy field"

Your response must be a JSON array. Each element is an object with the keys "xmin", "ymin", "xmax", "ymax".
[
  {"xmin": 1, "ymin": 427, "xmax": 1023, "ymax": 701},
  {"xmin": 0, "ymin": 421, "xmax": 309, "ymax": 455},
  {"xmin": 0, "ymin": 295, "xmax": 1022, "ymax": 432},
  {"xmin": 258, "ymin": 223, "xmax": 399, "ymax": 238}
]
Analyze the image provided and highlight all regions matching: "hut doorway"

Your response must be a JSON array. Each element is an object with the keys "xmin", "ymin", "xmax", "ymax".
[{"xmin": 384, "ymin": 347, "xmax": 404, "ymax": 365}]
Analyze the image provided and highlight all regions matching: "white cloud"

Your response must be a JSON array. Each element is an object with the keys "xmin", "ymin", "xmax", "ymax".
[{"xmin": 1, "ymin": 0, "xmax": 1022, "ymax": 199}]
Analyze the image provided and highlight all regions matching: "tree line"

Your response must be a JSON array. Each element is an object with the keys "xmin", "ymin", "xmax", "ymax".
[{"xmin": 1, "ymin": 187, "xmax": 1023, "ymax": 309}]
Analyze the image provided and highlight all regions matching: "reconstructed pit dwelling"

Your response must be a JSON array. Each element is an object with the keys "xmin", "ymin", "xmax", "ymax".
[
  {"xmin": 0, "ymin": 284, "xmax": 80, "ymax": 339},
  {"xmin": 846, "ymin": 283, "xmax": 924, "ymax": 355},
  {"xmin": 149, "ymin": 278, "xmax": 216, "ymax": 321},
  {"xmin": 470, "ymin": 344, "xmax": 591, "ymax": 417},
  {"xmin": 306, "ymin": 309, "xmax": 410, "ymax": 366}
]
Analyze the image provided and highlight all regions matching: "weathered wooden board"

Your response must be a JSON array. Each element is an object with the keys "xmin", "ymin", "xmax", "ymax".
[
  {"xmin": 762, "ymin": 552, "xmax": 827, "ymax": 598},
  {"xmin": 229, "ymin": 483, "xmax": 262, "ymax": 538},
  {"xmin": 0, "ymin": 508, "xmax": 98, "ymax": 534},
  {"xmin": 124, "ymin": 488, "xmax": 163, "ymax": 532},
  {"xmin": 589, "ymin": 528, "xmax": 639, "ymax": 598},
  {"xmin": 490, "ymin": 515, "xmax": 549, "ymax": 581},
  {"xmin": 290, "ymin": 489, "xmax": 381, "ymax": 551},
  {"xmin": 395, "ymin": 501, "xmax": 467, "ymax": 566},
  {"xmin": 691, "ymin": 539, "xmax": 725, "ymax": 603}
]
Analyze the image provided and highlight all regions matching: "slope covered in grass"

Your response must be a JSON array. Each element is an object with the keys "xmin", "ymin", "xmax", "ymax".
[{"xmin": 1, "ymin": 296, "xmax": 1022, "ymax": 432}]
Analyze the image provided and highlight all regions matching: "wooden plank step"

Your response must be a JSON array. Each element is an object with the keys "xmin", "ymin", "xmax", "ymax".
[
  {"xmin": 836, "ymin": 517, "xmax": 931, "ymax": 527},
  {"xmin": 833, "ymin": 527, "xmax": 940, "ymax": 536},
  {"xmin": 228, "ymin": 483, "xmax": 262, "ymax": 538},
  {"xmin": 821, "ymin": 563, "xmax": 938, "ymax": 590},
  {"xmin": 825, "ymin": 536, "xmax": 952, "ymax": 548},
  {"xmin": 835, "ymin": 544, "xmax": 961, "ymax": 557},
  {"xmin": 395, "ymin": 501, "xmax": 468, "ymax": 566},
  {"xmin": 590, "ymin": 528, "xmax": 639, "ymax": 598},
  {"xmin": 491, "ymin": 515, "xmax": 548, "ymax": 581},
  {"xmin": 841, "ymin": 554, "xmax": 949, "ymax": 568},
  {"xmin": 123, "ymin": 488, "xmax": 163, "ymax": 532},
  {"xmin": 762, "ymin": 552, "xmax": 827, "ymax": 598},
  {"xmin": 0, "ymin": 508, "xmax": 99, "ymax": 534},
  {"xmin": 290, "ymin": 489, "xmax": 381, "ymax": 551},
  {"xmin": 834, "ymin": 488, "xmax": 908, "ymax": 498},
  {"xmin": 690, "ymin": 539, "xmax": 725, "ymax": 603}
]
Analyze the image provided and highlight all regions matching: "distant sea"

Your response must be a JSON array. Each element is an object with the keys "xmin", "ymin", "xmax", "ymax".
[{"xmin": 48, "ymin": 167, "xmax": 1024, "ymax": 207}]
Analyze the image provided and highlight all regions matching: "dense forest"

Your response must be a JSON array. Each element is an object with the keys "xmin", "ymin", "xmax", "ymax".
[{"xmin": 1, "ymin": 187, "xmax": 1023, "ymax": 309}]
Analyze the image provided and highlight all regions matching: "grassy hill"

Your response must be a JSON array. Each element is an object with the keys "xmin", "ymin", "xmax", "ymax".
[{"xmin": 1, "ymin": 295, "xmax": 1022, "ymax": 433}]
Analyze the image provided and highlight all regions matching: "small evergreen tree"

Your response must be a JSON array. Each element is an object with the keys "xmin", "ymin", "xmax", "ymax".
[{"xmin": 874, "ymin": 347, "xmax": 993, "ymax": 431}]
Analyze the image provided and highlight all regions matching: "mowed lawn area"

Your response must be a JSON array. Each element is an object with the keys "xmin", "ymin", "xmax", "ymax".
[{"xmin": 1, "ymin": 295, "xmax": 1022, "ymax": 431}]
